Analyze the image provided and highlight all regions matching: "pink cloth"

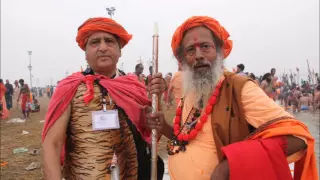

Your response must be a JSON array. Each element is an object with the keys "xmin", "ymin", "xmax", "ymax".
[{"xmin": 42, "ymin": 72, "xmax": 151, "ymax": 165}]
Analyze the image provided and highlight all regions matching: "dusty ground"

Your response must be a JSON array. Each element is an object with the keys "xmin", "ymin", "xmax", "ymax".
[{"xmin": 0, "ymin": 97, "xmax": 176, "ymax": 179}]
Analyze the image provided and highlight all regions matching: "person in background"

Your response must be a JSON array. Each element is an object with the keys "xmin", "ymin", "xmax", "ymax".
[
  {"xmin": 163, "ymin": 73, "xmax": 172, "ymax": 103},
  {"xmin": 235, "ymin": 64, "xmax": 246, "ymax": 76},
  {"xmin": 300, "ymin": 91, "xmax": 310, "ymax": 111},
  {"xmin": 292, "ymin": 86, "xmax": 302, "ymax": 113},
  {"xmin": 167, "ymin": 64, "xmax": 183, "ymax": 109},
  {"xmin": 128, "ymin": 63, "xmax": 145, "ymax": 83},
  {"xmin": 4, "ymin": 80, "xmax": 13, "ymax": 110},
  {"xmin": 0, "ymin": 79, "xmax": 9, "ymax": 119},
  {"xmin": 260, "ymin": 73, "xmax": 273, "ymax": 98},
  {"xmin": 270, "ymin": 68, "xmax": 277, "ymax": 101},
  {"xmin": 313, "ymin": 83, "xmax": 320, "ymax": 111},
  {"xmin": 248, "ymin": 73, "xmax": 259, "ymax": 84},
  {"xmin": 17, "ymin": 79, "xmax": 30, "ymax": 119}
]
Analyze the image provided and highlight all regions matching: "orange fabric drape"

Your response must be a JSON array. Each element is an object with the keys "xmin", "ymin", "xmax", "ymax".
[
  {"xmin": 0, "ymin": 84, "xmax": 9, "ymax": 119},
  {"xmin": 248, "ymin": 119, "xmax": 318, "ymax": 180}
]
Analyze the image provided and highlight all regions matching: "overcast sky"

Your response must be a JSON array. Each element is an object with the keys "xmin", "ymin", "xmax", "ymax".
[{"xmin": 1, "ymin": 0, "xmax": 319, "ymax": 86}]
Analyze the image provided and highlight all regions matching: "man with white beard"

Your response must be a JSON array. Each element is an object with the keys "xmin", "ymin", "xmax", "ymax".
[{"xmin": 146, "ymin": 16, "xmax": 317, "ymax": 180}]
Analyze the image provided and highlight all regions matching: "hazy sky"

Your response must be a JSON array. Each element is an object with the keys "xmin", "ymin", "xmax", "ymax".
[{"xmin": 1, "ymin": 0, "xmax": 319, "ymax": 86}]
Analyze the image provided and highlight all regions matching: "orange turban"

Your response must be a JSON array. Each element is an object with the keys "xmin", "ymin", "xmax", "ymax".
[
  {"xmin": 171, "ymin": 16, "xmax": 233, "ymax": 60},
  {"xmin": 76, "ymin": 17, "xmax": 132, "ymax": 50}
]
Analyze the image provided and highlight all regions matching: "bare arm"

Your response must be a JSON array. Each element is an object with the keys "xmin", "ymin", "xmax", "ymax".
[
  {"xmin": 260, "ymin": 81, "xmax": 267, "ymax": 91},
  {"xmin": 242, "ymin": 81, "xmax": 307, "ymax": 155},
  {"xmin": 42, "ymin": 104, "xmax": 71, "ymax": 180}
]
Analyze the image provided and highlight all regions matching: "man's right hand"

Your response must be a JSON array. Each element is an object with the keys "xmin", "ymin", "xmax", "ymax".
[
  {"xmin": 144, "ymin": 106, "xmax": 173, "ymax": 139},
  {"xmin": 145, "ymin": 106, "xmax": 166, "ymax": 133}
]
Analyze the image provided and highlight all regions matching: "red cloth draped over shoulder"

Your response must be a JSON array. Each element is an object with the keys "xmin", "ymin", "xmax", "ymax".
[
  {"xmin": 41, "ymin": 72, "xmax": 151, "ymax": 165},
  {"xmin": 221, "ymin": 119, "xmax": 318, "ymax": 180}
]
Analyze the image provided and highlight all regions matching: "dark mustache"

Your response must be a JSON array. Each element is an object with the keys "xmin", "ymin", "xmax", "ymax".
[
  {"xmin": 193, "ymin": 62, "xmax": 211, "ymax": 69},
  {"xmin": 97, "ymin": 54, "xmax": 111, "ymax": 58}
]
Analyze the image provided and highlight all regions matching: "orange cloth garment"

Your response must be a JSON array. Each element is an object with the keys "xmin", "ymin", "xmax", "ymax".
[
  {"xmin": 76, "ymin": 17, "xmax": 132, "ymax": 50},
  {"xmin": 0, "ymin": 84, "xmax": 9, "ymax": 119},
  {"xmin": 0, "ymin": 84, "xmax": 6, "ymax": 100},
  {"xmin": 168, "ymin": 79, "xmax": 313, "ymax": 180},
  {"xmin": 248, "ymin": 119, "xmax": 318, "ymax": 180},
  {"xmin": 171, "ymin": 16, "xmax": 233, "ymax": 60}
]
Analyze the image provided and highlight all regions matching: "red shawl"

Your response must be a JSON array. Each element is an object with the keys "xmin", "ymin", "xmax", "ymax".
[
  {"xmin": 221, "ymin": 119, "xmax": 318, "ymax": 180},
  {"xmin": 42, "ymin": 72, "xmax": 151, "ymax": 164},
  {"xmin": 222, "ymin": 137, "xmax": 293, "ymax": 180}
]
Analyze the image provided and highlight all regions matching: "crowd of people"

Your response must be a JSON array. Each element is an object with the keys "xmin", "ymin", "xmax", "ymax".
[
  {"xmin": 233, "ymin": 63, "xmax": 320, "ymax": 113},
  {"xmin": 0, "ymin": 79, "xmax": 43, "ymax": 120},
  {"xmin": 1, "ymin": 15, "xmax": 318, "ymax": 179},
  {"xmin": 127, "ymin": 61, "xmax": 320, "ymax": 115}
]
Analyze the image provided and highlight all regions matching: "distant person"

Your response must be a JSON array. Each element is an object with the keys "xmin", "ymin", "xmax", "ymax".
[
  {"xmin": 167, "ymin": 65, "xmax": 182, "ymax": 109},
  {"xmin": 260, "ymin": 73, "xmax": 273, "ymax": 98},
  {"xmin": 292, "ymin": 87, "xmax": 302, "ymax": 113},
  {"xmin": 270, "ymin": 68, "xmax": 277, "ymax": 100},
  {"xmin": 0, "ymin": 79, "xmax": 9, "ymax": 119},
  {"xmin": 46, "ymin": 86, "xmax": 50, "ymax": 98},
  {"xmin": 13, "ymin": 80, "xmax": 20, "ymax": 108},
  {"xmin": 235, "ymin": 64, "xmax": 246, "ymax": 76},
  {"xmin": 145, "ymin": 66, "xmax": 153, "ymax": 86},
  {"xmin": 128, "ymin": 63, "xmax": 145, "ymax": 83},
  {"xmin": 17, "ymin": 79, "xmax": 30, "ymax": 119},
  {"xmin": 313, "ymin": 84, "xmax": 320, "ymax": 111},
  {"xmin": 248, "ymin": 73, "xmax": 259, "ymax": 84},
  {"xmin": 31, "ymin": 96, "xmax": 40, "ymax": 112},
  {"xmin": 5, "ymin": 80, "xmax": 13, "ymax": 110},
  {"xmin": 299, "ymin": 92, "xmax": 310, "ymax": 110},
  {"xmin": 163, "ymin": 73, "xmax": 172, "ymax": 103}
]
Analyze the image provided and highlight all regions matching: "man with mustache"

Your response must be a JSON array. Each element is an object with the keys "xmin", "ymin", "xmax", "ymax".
[
  {"xmin": 146, "ymin": 16, "xmax": 317, "ymax": 180},
  {"xmin": 42, "ymin": 17, "xmax": 166, "ymax": 180}
]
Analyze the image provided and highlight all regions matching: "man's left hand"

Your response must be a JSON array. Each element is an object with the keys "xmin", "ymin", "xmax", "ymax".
[
  {"xmin": 147, "ymin": 73, "xmax": 166, "ymax": 95},
  {"xmin": 211, "ymin": 160, "xmax": 230, "ymax": 180}
]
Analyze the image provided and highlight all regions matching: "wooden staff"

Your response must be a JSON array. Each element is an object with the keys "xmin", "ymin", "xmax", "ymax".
[{"xmin": 151, "ymin": 22, "xmax": 160, "ymax": 180}]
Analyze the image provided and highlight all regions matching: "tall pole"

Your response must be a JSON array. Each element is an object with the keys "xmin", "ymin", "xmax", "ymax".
[
  {"xmin": 306, "ymin": 59, "xmax": 315, "ymax": 85},
  {"xmin": 106, "ymin": 7, "xmax": 116, "ymax": 19},
  {"xmin": 27, "ymin": 51, "xmax": 33, "ymax": 88},
  {"xmin": 120, "ymin": 63, "xmax": 124, "ymax": 71},
  {"xmin": 151, "ymin": 22, "xmax": 160, "ymax": 180}
]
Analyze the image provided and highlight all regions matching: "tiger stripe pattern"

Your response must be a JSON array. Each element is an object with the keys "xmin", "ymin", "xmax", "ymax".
[{"xmin": 63, "ymin": 83, "xmax": 138, "ymax": 180}]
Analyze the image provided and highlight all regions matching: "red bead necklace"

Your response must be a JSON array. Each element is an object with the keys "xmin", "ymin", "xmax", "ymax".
[{"xmin": 173, "ymin": 79, "xmax": 224, "ymax": 143}]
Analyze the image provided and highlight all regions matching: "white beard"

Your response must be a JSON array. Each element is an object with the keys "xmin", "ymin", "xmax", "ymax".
[{"xmin": 182, "ymin": 55, "xmax": 224, "ymax": 109}]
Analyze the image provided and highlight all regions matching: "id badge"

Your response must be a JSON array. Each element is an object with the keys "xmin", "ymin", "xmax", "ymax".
[{"xmin": 92, "ymin": 110, "xmax": 120, "ymax": 131}]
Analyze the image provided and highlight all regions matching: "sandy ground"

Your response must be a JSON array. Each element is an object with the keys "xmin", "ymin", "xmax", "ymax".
[{"xmin": 0, "ymin": 97, "xmax": 319, "ymax": 179}]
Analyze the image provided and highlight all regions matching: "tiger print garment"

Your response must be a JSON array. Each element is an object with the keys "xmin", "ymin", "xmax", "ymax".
[{"xmin": 63, "ymin": 83, "xmax": 138, "ymax": 180}]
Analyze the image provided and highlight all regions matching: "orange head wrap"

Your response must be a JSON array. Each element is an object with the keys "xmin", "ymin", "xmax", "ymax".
[
  {"xmin": 76, "ymin": 17, "xmax": 132, "ymax": 50},
  {"xmin": 171, "ymin": 16, "xmax": 233, "ymax": 61}
]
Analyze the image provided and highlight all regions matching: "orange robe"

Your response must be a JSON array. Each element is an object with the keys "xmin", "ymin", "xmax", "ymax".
[
  {"xmin": 0, "ymin": 84, "xmax": 9, "ymax": 119},
  {"xmin": 168, "ymin": 80, "xmax": 317, "ymax": 180}
]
